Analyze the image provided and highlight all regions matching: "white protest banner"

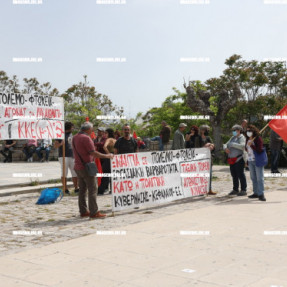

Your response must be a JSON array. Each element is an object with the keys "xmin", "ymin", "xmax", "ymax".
[
  {"xmin": 111, "ymin": 148, "xmax": 211, "ymax": 211},
  {"xmin": 0, "ymin": 92, "xmax": 64, "ymax": 140}
]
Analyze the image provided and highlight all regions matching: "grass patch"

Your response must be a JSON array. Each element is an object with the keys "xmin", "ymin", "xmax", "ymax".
[
  {"xmin": 47, "ymin": 179, "xmax": 62, "ymax": 184},
  {"xmin": 30, "ymin": 180, "xmax": 40, "ymax": 186},
  {"xmin": 0, "ymin": 202, "xmax": 9, "ymax": 205},
  {"xmin": 142, "ymin": 211, "xmax": 153, "ymax": 214}
]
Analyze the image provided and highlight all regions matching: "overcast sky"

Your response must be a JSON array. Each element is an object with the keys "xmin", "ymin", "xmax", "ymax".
[{"xmin": 1, "ymin": 0, "xmax": 287, "ymax": 118}]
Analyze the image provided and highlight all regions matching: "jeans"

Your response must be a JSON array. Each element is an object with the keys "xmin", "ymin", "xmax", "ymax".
[
  {"xmin": 36, "ymin": 147, "xmax": 51, "ymax": 160},
  {"xmin": 230, "ymin": 158, "xmax": 247, "ymax": 192},
  {"xmin": 151, "ymin": 136, "xmax": 164, "ymax": 151},
  {"xmin": 0, "ymin": 148, "xmax": 12, "ymax": 162},
  {"xmin": 248, "ymin": 160, "xmax": 264, "ymax": 196},
  {"xmin": 270, "ymin": 149, "xmax": 280, "ymax": 172},
  {"xmin": 23, "ymin": 145, "xmax": 36, "ymax": 160}
]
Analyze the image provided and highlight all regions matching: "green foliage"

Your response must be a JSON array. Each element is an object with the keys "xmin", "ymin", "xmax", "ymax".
[
  {"xmin": 223, "ymin": 95, "xmax": 287, "ymax": 130},
  {"xmin": 141, "ymin": 88, "xmax": 210, "ymax": 137},
  {"xmin": 62, "ymin": 75, "xmax": 124, "ymax": 129},
  {"xmin": 223, "ymin": 55, "xmax": 287, "ymax": 101}
]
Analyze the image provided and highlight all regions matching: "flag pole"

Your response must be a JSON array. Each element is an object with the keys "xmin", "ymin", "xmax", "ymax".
[
  {"xmin": 249, "ymin": 122, "xmax": 269, "ymax": 143},
  {"xmin": 259, "ymin": 123, "xmax": 269, "ymax": 134}
]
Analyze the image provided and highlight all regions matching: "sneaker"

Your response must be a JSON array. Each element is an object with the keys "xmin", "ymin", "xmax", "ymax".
[
  {"xmin": 74, "ymin": 188, "xmax": 79, "ymax": 194},
  {"xmin": 90, "ymin": 211, "xmax": 106, "ymax": 219},
  {"xmin": 103, "ymin": 189, "xmax": 110, "ymax": 195},
  {"xmin": 258, "ymin": 195, "xmax": 266, "ymax": 201},
  {"xmin": 40, "ymin": 158, "xmax": 45, "ymax": 163},
  {"xmin": 65, "ymin": 189, "xmax": 70, "ymax": 195},
  {"xmin": 80, "ymin": 212, "xmax": 90, "ymax": 217},
  {"xmin": 207, "ymin": 190, "xmax": 217, "ymax": 195},
  {"xmin": 237, "ymin": 191, "xmax": 247, "ymax": 196},
  {"xmin": 228, "ymin": 190, "xmax": 238, "ymax": 196},
  {"xmin": 248, "ymin": 193, "xmax": 259, "ymax": 199}
]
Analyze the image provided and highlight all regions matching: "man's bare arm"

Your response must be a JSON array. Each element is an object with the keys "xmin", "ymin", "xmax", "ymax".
[
  {"xmin": 54, "ymin": 140, "xmax": 63, "ymax": 149},
  {"xmin": 90, "ymin": 150, "xmax": 114, "ymax": 159}
]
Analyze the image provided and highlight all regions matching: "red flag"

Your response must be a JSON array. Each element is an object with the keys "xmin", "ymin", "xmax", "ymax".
[
  {"xmin": 90, "ymin": 132, "xmax": 96, "ymax": 140},
  {"xmin": 133, "ymin": 131, "xmax": 137, "ymax": 139},
  {"xmin": 268, "ymin": 105, "xmax": 287, "ymax": 143}
]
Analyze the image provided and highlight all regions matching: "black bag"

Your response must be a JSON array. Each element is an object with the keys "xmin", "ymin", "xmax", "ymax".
[
  {"xmin": 84, "ymin": 162, "xmax": 98, "ymax": 176},
  {"xmin": 72, "ymin": 139, "xmax": 98, "ymax": 176}
]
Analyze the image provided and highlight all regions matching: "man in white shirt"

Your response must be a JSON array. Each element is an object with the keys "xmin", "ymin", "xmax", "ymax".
[{"xmin": 36, "ymin": 139, "xmax": 52, "ymax": 162}]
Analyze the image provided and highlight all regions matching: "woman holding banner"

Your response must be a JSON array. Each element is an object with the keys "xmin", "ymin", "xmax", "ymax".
[{"xmin": 185, "ymin": 125, "xmax": 200, "ymax": 148}]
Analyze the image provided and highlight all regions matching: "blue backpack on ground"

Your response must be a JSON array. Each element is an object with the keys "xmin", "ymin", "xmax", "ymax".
[{"xmin": 36, "ymin": 188, "xmax": 63, "ymax": 205}]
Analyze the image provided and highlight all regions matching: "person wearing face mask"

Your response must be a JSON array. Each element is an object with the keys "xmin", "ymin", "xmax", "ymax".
[
  {"xmin": 223, "ymin": 125, "xmax": 247, "ymax": 196},
  {"xmin": 198, "ymin": 125, "xmax": 216, "ymax": 195},
  {"xmin": 245, "ymin": 125, "xmax": 266, "ymax": 201}
]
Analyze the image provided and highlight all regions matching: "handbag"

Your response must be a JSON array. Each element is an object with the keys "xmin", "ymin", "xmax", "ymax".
[
  {"xmin": 227, "ymin": 155, "xmax": 243, "ymax": 165},
  {"xmin": 253, "ymin": 147, "xmax": 268, "ymax": 167},
  {"xmin": 72, "ymin": 139, "xmax": 98, "ymax": 176},
  {"xmin": 227, "ymin": 157, "xmax": 238, "ymax": 165},
  {"xmin": 84, "ymin": 162, "xmax": 98, "ymax": 176}
]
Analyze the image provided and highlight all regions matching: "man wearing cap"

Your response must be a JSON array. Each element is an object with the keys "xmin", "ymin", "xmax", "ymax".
[{"xmin": 172, "ymin": 123, "xmax": 187, "ymax": 150}]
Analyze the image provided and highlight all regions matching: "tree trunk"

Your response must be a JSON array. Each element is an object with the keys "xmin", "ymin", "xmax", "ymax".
[{"xmin": 212, "ymin": 124, "xmax": 223, "ymax": 161}]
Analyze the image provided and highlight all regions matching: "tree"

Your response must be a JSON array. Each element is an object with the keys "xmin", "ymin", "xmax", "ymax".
[
  {"xmin": 142, "ymin": 87, "xmax": 210, "ymax": 138},
  {"xmin": 0, "ymin": 70, "xmax": 60, "ymax": 97},
  {"xmin": 184, "ymin": 55, "xmax": 287, "ymax": 159},
  {"xmin": 184, "ymin": 77, "xmax": 241, "ymax": 158},
  {"xmin": 62, "ymin": 75, "xmax": 124, "ymax": 128}
]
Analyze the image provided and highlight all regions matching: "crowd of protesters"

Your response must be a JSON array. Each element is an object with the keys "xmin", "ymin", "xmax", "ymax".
[{"xmin": 0, "ymin": 118, "xmax": 284, "ymax": 214}]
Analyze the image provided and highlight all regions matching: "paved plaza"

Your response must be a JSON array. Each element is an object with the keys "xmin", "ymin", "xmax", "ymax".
[{"xmin": 0, "ymin": 163, "xmax": 286, "ymax": 286}]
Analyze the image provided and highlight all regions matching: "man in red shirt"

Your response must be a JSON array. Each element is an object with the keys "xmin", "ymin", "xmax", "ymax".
[{"xmin": 72, "ymin": 122, "xmax": 113, "ymax": 219}]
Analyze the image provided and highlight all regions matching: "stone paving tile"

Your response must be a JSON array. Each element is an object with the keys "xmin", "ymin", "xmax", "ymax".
[{"xmin": 0, "ymin": 167, "xmax": 286, "ymax": 256}]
